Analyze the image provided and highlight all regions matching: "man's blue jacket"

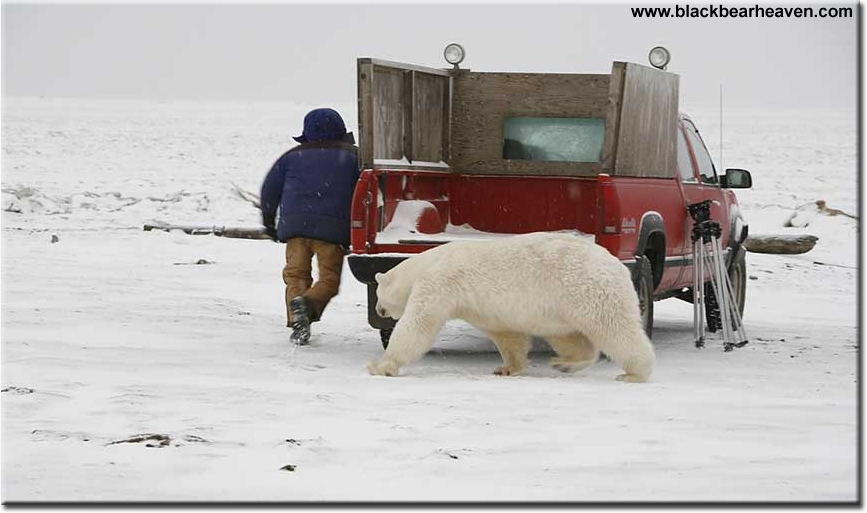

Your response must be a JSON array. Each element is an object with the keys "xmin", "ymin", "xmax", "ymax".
[{"xmin": 260, "ymin": 109, "xmax": 360, "ymax": 248}]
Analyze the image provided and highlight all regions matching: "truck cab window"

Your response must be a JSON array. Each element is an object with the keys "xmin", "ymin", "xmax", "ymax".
[
  {"xmin": 677, "ymin": 127, "xmax": 697, "ymax": 183},
  {"xmin": 503, "ymin": 117, "xmax": 605, "ymax": 163},
  {"xmin": 683, "ymin": 122, "xmax": 718, "ymax": 185}
]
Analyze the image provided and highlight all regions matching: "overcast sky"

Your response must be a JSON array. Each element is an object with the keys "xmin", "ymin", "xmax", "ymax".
[{"xmin": 1, "ymin": 3, "xmax": 858, "ymax": 110}]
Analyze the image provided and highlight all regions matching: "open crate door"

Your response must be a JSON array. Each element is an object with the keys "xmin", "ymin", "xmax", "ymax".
[
  {"xmin": 357, "ymin": 58, "xmax": 452, "ymax": 171},
  {"xmin": 604, "ymin": 62, "xmax": 679, "ymax": 179}
]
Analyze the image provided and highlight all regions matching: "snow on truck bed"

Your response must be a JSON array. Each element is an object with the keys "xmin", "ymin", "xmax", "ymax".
[{"xmin": 376, "ymin": 200, "xmax": 593, "ymax": 245}]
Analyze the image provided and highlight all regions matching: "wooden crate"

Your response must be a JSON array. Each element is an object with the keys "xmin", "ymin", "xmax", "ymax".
[{"xmin": 357, "ymin": 58, "xmax": 679, "ymax": 178}]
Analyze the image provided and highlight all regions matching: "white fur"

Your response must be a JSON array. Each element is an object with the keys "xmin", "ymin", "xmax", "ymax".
[{"xmin": 367, "ymin": 232, "xmax": 655, "ymax": 382}]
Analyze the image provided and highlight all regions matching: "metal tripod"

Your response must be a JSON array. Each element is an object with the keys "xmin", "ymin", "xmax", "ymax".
[{"xmin": 688, "ymin": 200, "xmax": 748, "ymax": 352}]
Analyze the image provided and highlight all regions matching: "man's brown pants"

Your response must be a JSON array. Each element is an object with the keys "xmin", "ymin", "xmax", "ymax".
[{"xmin": 283, "ymin": 237, "xmax": 345, "ymax": 326}]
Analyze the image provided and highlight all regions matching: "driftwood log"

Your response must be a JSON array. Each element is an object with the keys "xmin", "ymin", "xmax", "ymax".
[
  {"xmin": 143, "ymin": 224, "xmax": 820, "ymax": 254},
  {"xmin": 743, "ymin": 234, "xmax": 819, "ymax": 255},
  {"xmin": 143, "ymin": 224, "xmax": 271, "ymax": 240}
]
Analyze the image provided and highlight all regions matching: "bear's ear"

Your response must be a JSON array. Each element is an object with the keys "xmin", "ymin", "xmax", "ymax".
[{"xmin": 374, "ymin": 272, "xmax": 387, "ymax": 285}]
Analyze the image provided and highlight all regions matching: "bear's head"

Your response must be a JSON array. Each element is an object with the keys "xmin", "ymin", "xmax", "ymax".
[{"xmin": 374, "ymin": 270, "xmax": 412, "ymax": 319}]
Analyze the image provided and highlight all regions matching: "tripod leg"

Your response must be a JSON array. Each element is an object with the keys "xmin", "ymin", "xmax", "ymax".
[
  {"xmin": 717, "ymin": 239, "xmax": 746, "ymax": 347},
  {"xmin": 693, "ymin": 239, "xmax": 705, "ymax": 348},
  {"xmin": 718, "ymin": 240, "xmax": 749, "ymax": 347},
  {"xmin": 704, "ymin": 243, "xmax": 727, "ymax": 348},
  {"xmin": 710, "ymin": 237, "xmax": 736, "ymax": 350}
]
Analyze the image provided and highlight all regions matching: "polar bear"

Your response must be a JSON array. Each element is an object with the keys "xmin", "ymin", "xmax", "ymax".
[{"xmin": 367, "ymin": 232, "xmax": 655, "ymax": 382}]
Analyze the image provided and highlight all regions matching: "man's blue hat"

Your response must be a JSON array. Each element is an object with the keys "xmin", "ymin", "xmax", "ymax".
[{"xmin": 293, "ymin": 108, "xmax": 347, "ymax": 143}]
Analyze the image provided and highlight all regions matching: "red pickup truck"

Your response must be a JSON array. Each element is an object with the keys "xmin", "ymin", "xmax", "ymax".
[{"xmin": 347, "ymin": 51, "xmax": 753, "ymax": 347}]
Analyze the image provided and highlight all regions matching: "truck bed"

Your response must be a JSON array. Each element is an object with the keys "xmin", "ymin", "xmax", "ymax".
[{"xmin": 350, "ymin": 169, "xmax": 600, "ymax": 255}]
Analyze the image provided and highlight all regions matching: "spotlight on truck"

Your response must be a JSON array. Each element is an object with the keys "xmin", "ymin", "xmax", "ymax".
[
  {"xmin": 444, "ymin": 43, "xmax": 465, "ymax": 69},
  {"xmin": 648, "ymin": 46, "xmax": 671, "ymax": 70}
]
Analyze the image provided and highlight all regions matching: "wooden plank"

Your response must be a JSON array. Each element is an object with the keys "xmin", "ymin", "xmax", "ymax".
[
  {"xmin": 413, "ymin": 72, "xmax": 446, "ymax": 163},
  {"xmin": 371, "ymin": 163, "xmax": 450, "ymax": 172},
  {"xmin": 372, "ymin": 65, "xmax": 405, "ymax": 160},
  {"xmin": 613, "ymin": 62, "xmax": 679, "ymax": 178},
  {"xmin": 403, "ymin": 70, "xmax": 414, "ymax": 162},
  {"xmin": 450, "ymin": 72, "xmax": 610, "ymax": 176},
  {"xmin": 450, "ymin": 159, "xmax": 600, "ymax": 177},
  {"xmin": 358, "ymin": 57, "xmax": 452, "ymax": 77},
  {"xmin": 600, "ymin": 62, "xmax": 626, "ymax": 174},
  {"xmin": 442, "ymin": 75, "xmax": 452, "ymax": 163},
  {"xmin": 357, "ymin": 60, "xmax": 375, "ymax": 171}
]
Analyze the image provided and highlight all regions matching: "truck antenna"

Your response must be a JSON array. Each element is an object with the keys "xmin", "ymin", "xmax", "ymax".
[{"xmin": 719, "ymin": 82, "xmax": 724, "ymax": 173}]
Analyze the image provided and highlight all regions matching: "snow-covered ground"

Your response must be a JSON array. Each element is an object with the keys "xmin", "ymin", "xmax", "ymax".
[{"xmin": 1, "ymin": 97, "xmax": 858, "ymax": 502}]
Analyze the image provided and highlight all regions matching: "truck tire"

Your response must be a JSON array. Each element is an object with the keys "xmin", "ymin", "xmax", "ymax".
[
  {"xmin": 729, "ymin": 248, "xmax": 747, "ymax": 318},
  {"xmin": 633, "ymin": 255, "xmax": 654, "ymax": 338},
  {"xmin": 704, "ymin": 282, "xmax": 722, "ymax": 332},
  {"xmin": 380, "ymin": 328, "xmax": 393, "ymax": 350},
  {"xmin": 704, "ymin": 248, "xmax": 747, "ymax": 331}
]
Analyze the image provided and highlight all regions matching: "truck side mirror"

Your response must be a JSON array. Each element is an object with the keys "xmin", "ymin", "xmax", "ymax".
[{"xmin": 721, "ymin": 168, "xmax": 752, "ymax": 189}]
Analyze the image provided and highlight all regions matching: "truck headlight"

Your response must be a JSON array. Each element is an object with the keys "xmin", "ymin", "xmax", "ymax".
[
  {"xmin": 648, "ymin": 46, "xmax": 670, "ymax": 70},
  {"xmin": 444, "ymin": 43, "xmax": 465, "ymax": 69}
]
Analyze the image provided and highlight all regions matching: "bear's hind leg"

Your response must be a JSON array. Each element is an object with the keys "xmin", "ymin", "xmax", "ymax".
[
  {"xmin": 489, "ymin": 332, "xmax": 532, "ymax": 376},
  {"xmin": 546, "ymin": 333, "xmax": 600, "ymax": 373},
  {"xmin": 593, "ymin": 324, "xmax": 655, "ymax": 383}
]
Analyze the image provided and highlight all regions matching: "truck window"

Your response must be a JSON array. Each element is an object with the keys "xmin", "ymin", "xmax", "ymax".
[
  {"xmin": 683, "ymin": 122, "xmax": 718, "ymax": 185},
  {"xmin": 677, "ymin": 127, "xmax": 697, "ymax": 183},
  {"xmin": 503, "ymin": 117, "xmax": 605, "ymax": 163}
]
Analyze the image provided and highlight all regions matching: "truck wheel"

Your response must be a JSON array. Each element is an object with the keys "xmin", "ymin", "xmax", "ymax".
[
  {"xmin": 634, "ymin": 255, "xmax": 654, "ymax": 338},
  {"xmin": 704, "ymin": 283, "xmax": 722, "ymax": 332},
  {"xmin": 380, "ymin": 328, "xmax": 393, "ymax": 350},
  {"xmin": 729, "ymin": 248, "xmax": 747, "ymax": 318}
]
